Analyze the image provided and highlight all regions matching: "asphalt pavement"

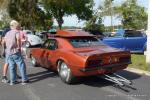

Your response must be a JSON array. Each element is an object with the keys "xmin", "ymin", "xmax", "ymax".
[{"xmin": 0, "ymin": 57, "xmax": 150, "ymax": 100}]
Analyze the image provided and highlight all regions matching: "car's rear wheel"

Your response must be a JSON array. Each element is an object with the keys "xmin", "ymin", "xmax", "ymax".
[
  {"xmin": 31, "ymin": 56, "xmax": 38, "ymax": 67},
  {"xmin": 58, "ymin": 61, "xmax": 75, "ymax": 84},
  {"xmin": 25, "ymin": 41, "xmax": 31, "ymax": 48}
]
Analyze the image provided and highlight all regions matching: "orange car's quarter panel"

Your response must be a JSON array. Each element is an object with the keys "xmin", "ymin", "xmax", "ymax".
[{"xmin": 31, "ymin": 30, "xmax": 131, "ymax": 77}]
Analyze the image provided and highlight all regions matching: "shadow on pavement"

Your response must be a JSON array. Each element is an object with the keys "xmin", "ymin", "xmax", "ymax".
[
  {"xmin": 26, "ymin": 67, "xmax": 142, "ymax": 91},
  {"xmin": 28, "ymin": 70, "xmax": 58, "ymax": 83},
  {"xmin": 78, "ymin": 70, "xmax": 142, "ymax": 88},
  {"xmin": 116, "ymin": 70, "xmax": 142, "ymax": 80}
]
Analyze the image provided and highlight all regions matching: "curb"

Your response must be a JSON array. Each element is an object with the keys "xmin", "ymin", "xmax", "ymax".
[{"xmin": 125, "ymin": 67, "xmax": 150, "ymax": 76}]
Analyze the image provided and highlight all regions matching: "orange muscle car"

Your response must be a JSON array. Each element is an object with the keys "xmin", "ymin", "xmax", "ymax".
[{"xmin": 29, "ymin": 30, "xmax": 131, "ymax": 84}]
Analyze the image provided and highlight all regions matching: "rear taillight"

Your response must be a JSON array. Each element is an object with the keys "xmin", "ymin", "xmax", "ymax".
[{"xmin": 86, "ymin": 60, "xmax": 102, "ymax": 68}]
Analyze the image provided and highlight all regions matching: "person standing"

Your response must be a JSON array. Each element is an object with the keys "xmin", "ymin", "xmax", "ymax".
[
  {"xmin": 1, "ymin": 27, "xmax": 10, "ymax": 83},
  {"xmin": 19, "ymin": 27, "xmax": 28, "ymax": 58},
  {"xmin": 4, "ymin": 20, "xmax": 28, "ymax": 85}
]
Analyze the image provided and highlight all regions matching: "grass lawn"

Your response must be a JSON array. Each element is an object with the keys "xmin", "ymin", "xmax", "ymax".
[{"xmin": 129, "ymin": 54, "xmax": 150, "ymax": 72}]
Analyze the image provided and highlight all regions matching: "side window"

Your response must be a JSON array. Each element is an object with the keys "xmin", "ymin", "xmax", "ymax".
[
  {"xmin": 43, "ymin": 40, "xmax": 50, "ymax": 49},
  {"xmin": 43, "ymin": 39, "xmax": 58, "ymax": 50},
  {"xmin": 48, "ymin": 39, "xmax": 58, "ymax": 50},
  {"xmin": 124, "ymin": 31, "xmax": 143, "ymax": 37}
]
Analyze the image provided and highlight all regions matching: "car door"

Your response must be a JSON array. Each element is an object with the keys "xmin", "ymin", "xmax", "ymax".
[
  {"xmin": 35, "ymin": 40, "xmax": 51, "ymax": 67},
  {"xmin": 124, "ymin": 31, "xmax": 146, "ymax": 52},
  {"xmin": 102, "ymin": 34, "xmax": 125, "ymax": 50},
  {"xmin": 42, "ymin": 39, "xmax": 58, "ymax": 69}
]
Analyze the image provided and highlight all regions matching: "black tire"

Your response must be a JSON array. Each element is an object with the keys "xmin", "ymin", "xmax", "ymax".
[
  {"xmin": 57, "ymin": 61, "xmax": 75, "ymax": 84},
  {"xmin": 31, "ymin": 56, "xmax": 38, "ymax": 67}
]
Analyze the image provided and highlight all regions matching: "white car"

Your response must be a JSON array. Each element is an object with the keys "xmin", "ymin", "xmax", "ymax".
[
  {"xmin": 25, "ymin": 34, "xmax": 43, "ymax": 47},
  {"xmin": 22, "ymin": 30, "xmax": 43, "ymax": 47},
  {"xmin": 23, "ymin": 30, "xmax": 43, "ymax": 47},
  {"xmin": 26, "ymin": 34, "xmax": 43, "ymax": 47}
]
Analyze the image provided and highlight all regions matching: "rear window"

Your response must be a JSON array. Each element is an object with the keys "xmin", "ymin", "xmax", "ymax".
[
  {"xmin": 124, "ymin": 31, "xmax": 143, "ymax": 37},
  {"xmin": 69, "ymin": 37, "xmax": 104, "ymax": 48}
]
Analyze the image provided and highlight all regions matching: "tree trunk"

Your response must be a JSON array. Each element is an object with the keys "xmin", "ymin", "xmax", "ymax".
[
  {"xmin": 58, "ymin": 22, "xmax": 62, "ymax": 30},
  {"xmin": 57, "ymin": 17, "xmax": 63, "ymax": 30}
]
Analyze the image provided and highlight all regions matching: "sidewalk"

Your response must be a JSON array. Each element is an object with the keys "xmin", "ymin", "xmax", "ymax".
[{"xmin": 126, "ymin": 67, "xmax": 150, "ymax": 76}]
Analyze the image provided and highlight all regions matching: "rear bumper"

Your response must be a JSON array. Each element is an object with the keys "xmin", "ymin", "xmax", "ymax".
[{"xmin": 80, "ymin": 61, "xmax": 131, "ymax": 72}]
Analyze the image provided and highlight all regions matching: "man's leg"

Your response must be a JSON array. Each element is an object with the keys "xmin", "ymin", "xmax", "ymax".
[
  {"xmin": 2, "ymin": 54, "xmax": 9, "ymax": 83},
  {"xmin": 14, "ymin": 53, "xmax": 28, "ymax": 84},
  {"xmin": 2, "ymin": 63, "xmax": 8, "ymax": 76},
  {"xmin": 7, "ymin": 55, "xmax": 17, "ymax": 85},
  {"xmin": 1, "ymin": 63, "xmax": 9, "ymax": 83}
]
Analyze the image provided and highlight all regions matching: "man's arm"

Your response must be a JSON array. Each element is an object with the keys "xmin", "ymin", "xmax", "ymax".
[
  {"xmin": 2, "ymin": 37, "xmax": 6, "ymax": 47},
  {"xmin": 16, "ymin": 33, "xmax": 21, "ymax": 51}
]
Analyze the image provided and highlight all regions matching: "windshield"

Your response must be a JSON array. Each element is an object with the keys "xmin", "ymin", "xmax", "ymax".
[
  {"xmin": 69, "ymin": 37, "xmax": 104, "ymax": 48},
  {"xmin": 112, "ymin": 33, "xmax": 123, "ymax": 37}
]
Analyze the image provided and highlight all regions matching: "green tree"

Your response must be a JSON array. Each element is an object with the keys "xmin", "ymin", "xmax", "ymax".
[
  {"xmin": 0, "ymin": 0, "xmax": 10, "ymax": 27},
  {"xmin": 115, "ymin": 0, "xmax": 148, "ymax": 29},
  {"xmin": 0, "ymin": 0, "xmax": 9, "ymax": 10},
  {"xmin": 7, "ymin": 0, "xmax": 53, "ymax": 30},
  {"xmin": 0, "ymin": 0, "xmax": 53, "ymax": 30},
  {"xmin": 42, "ymin": 0, "xmax": 93, "ymax": 29},
  {"xmin": 0, "ymin": 11, "xmax": 11, "ymax": 27},
  {"xmin": 84, "ymin": 10, "xmax": 104, "ymax": 35}
]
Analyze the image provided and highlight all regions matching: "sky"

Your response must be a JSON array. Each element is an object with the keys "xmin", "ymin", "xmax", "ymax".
[{"xmin": 54, "ymin": 0, "xmax": 148, "ymax": 27}]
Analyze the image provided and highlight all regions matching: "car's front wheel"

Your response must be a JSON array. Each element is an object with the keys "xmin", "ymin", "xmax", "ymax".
[{"xmin": 58, "ymin": 61, "xmax": 75, "ymax": 84}]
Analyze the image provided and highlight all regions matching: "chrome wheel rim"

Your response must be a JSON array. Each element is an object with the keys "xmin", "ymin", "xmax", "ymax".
[
  {"xmin": 31, "ymin": 56, "xmax": 36, "ymax": 65},
  {"xmin": 60, "ymin": 62, "xmax": 70, "ymax": 79},
  {"xmin": 26, "ymin": 42, "xmax": 30, "ymax": 47}
]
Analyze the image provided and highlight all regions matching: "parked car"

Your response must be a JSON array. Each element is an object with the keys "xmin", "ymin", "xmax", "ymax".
[
  {"xmin": 36, "ymin": 31, "xmax": 49, "ymax": 40},
  {"xmin": 102, "ymin": 29, "xmax": 147, "ymax": 53},
  {"xmin": 25, "ymin": 34, "xmax": 43, "ymax": 47},
  {"xmin": 21, "ymin": 30, "xmax": 43, "ymax": 47},
  {"xmin": 36, "ymin": 29, "xmax": 57, "ymax": 40},
  {"xmin": 102, "ymin": 32, "xmax": 116, "ymax": 37},
  {"xmin": 29, "ymin": 30, "xmax": 131, "ymax": 84}
]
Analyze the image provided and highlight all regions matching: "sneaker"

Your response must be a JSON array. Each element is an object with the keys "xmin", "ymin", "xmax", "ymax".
[
  {"xmin": 10, "ymin": 81, "xmax": 19, "ymax": 85},
  {"xmin": 2, "ymin": 76, "xmax": 9, "ymax": 83},
  {"xmin": 21, "ymin": 80, "xmax": 29, "ymax": 85},
  {"xmin": 10, "ymin": 82, "xmax": 15, "ymax": 85}
]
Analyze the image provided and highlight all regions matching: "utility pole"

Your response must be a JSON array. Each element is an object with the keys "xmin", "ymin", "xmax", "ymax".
[{"xmin": 146, "ymin": 0, "xmax": 150, "ymax": 64}]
